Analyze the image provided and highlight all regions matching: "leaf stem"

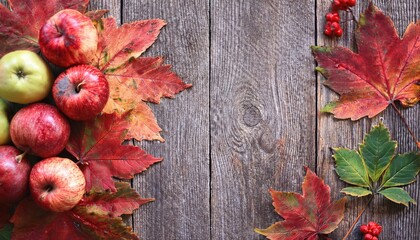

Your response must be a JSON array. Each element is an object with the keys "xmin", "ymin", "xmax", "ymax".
[
  {"xmin": 347, "ymin": 8, "xmax": 359, "ymax": 25},
  {"xmin": 342, "ymin": 195, "xmax": 374, "ymax": 240},
  {"xmin": 390, "ymin": 102, "xmax": 419, "ymax": 149}
]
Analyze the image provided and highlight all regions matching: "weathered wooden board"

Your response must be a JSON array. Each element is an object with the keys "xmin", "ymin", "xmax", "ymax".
[
  {"xmin": 122, "ymin": 1, "xmax": 210, "ymax": 239},
  {"xmin": 317, "ymin": 0, "xmax": 420, "ymax": 239},
  {"xmin": 0, "ymin": 0, "xmax": 419, "ymax": 239},
  {"xmin": 210, "ymin": 0, "xmax": 317, "ymax": 239}
]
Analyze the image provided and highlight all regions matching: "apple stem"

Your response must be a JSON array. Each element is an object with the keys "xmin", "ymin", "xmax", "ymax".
[
  {"xmin": 76, "ymin": 160, "xmax": 88, "ymax": 165},
  {"xmin": 40, "ymin": 191, "xmax": 49, "ymax": 200},
  {"xmin": 76, "ymin": 80, "xmax": 86, "ymax": 93},
  {"xmin": 15, "ymin": 150, "xmax": 28, "ymax": 163}
]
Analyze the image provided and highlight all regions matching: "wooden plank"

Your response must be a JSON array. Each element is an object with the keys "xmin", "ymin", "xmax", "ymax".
[
  {"xmin": 88, "ymin": 0, "xmax": 121, "ymax": 24},
  {"xmin": 211, "ymin": 1, "xmax": 316, "ymax": 239},
  {"xmin": 317, "ymin": 0, "xmax": 420, "ymax": 239},
  {"xmin": 122, "ymin": 1, "xmax": 210, "ymax": 239}
]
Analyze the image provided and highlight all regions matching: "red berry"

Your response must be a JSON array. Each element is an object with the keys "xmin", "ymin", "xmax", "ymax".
[
  {"xmin": 331, "ymin": 12, "xmax": 340, "ymax": 22},
  {"xmin": 347, "ymin": 0, "xmax": 356, "ymax": 7},
  {"xmin": 332, "ymin": 0, "xmax": 342, "ymax": 11},
  {"xmin": 364, "ymin": 234, "xmax": 373, "ymax": 240},
  {"xmin": 326, "ymin": 12, "xmax": 334, "ymax": 21},
  {"xmin": 377, "ymin": 225, "xmax": 383, "ymax": 233},
  {"xmin": 368, "ymin": 222, "xmax": 377, "ymax": 229},
  {"xmin": 360, "ymin": 225, "xmax": 369, "ymax": 234},
  {"xmin": 324, "ymin": 28, "xmax": 332, "ymax": 36},
  {"xmin": 331, "ymin": 22, "xmax": 340, "ymax": 31},
  {"xmin": 335, "ymin": 27, "xmax": 343, "ymax": 37},
  {"xmin": 371, "ymin": 228, "xmax": 380, "ymax": 236},
  {"xmin": 372, "ymin": 237, "xmax": 378, "ymax": 240}
]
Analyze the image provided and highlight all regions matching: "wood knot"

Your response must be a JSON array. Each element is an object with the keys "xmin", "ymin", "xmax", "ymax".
[{"xmin": 243, "ymin": 105, "xmax": 262, "ymax": 127}]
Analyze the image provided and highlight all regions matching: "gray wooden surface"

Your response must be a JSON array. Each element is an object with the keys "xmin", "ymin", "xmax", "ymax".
[{"xmin": 1, "ymin": 0, "xmax": 419, "ymax": 239}]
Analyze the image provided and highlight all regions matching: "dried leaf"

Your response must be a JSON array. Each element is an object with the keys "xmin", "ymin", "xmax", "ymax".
[
  {"xmin": 106, "ymin": 57, "xmax": 192, "ymax": 104},
  {"xmin": 255, "ymin": 168, "xmax": 346, "ymax": 240},
  {"xmin": 79, "ymin": 182, "xmax": 153, "ymax": 217},
  {"xmin": 95, "ymin": 17, "xmax": 166, "ymax": 72},
  {"xmin": 11, "ymin": 182, "xmax": 145, "ymax": 240},
  {"xmin": 95, "ymin": 18, "xmax": 191, "ymax": 141},
  {"xmin": 312, "ymin": 3, "xmax": 420, "ymax": 120},
  {"xmin": 66, "ymin": 113, "xmax": 162, "ymax": 191}
]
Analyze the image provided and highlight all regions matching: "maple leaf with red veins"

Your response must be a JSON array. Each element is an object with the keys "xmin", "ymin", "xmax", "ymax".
[
  {"xmin": 255, "ymin": 168, "xmax": 346, "ymax": 240},
  {"xmin": 103, "ymin": 57, "xmax": 192, "ymax": 141},
  {"xmin": 66, "ymin": 113, "xmax": 162, "ymax": 192},
  {"xmin": 106, "ymin": 57, "xmax": 192, "ymax": 104},
  {"xmin": 0, "ymin": 0, "xmax": 89, "ymax": 56},
  {"xmin": 79, "ymin": 182, "xmax": 153, "ymax": 217},
  {"xmin": 10, "ymin": 183, "xmax": 149, "ymax": 240},
  {"xmin": 93, "ymin": 17, "xmax": 191, "ymax": 141},
  {"xmin": 95, "ymin": 17, "xmax": 166, "ymax": 72},
  {"xmin": 312, "ymin": 3, "xmax": 420, "ymax": 120}
]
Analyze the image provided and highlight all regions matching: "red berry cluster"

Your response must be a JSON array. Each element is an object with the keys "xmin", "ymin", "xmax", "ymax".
[
  {"xmin": 324, "ymin": 0, "xmax": 356, "ymax": 37},
  {"xmin": 332, "ymin": 0, "xmax": 356, "ymax": 11},
  {"xmin": 360, "ymin": 222, "xmax": 383, "ymax": 240}
]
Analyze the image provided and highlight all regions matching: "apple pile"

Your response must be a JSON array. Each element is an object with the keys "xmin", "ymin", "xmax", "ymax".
[{"xmin": 0, "ymin": 9, "xmax": 108, "ymax": 212}]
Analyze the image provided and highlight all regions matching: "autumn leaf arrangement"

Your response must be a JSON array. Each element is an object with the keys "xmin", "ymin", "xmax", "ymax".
[
  {"xmin": 0, "ymin": 0, "xmax": 191, "ymax": 239},
  {"xmin": 256, "ymin": 3, "xmax": 420, "ymax": 240}
]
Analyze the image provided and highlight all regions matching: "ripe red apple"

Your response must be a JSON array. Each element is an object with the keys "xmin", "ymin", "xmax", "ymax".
[
  {"xmin": 10, "ymin": 103, "xmax": 70, "ymax": 158},
  {"xmin": 52, "ymin": 65, "xmax": 109, "ymax": 121},
  {"xmin": 0, "ymin": 146, "xmax": 31, "ymax": 204},
  {"xmin": 29, "ymin": 157, "xmax": 85, "ymax": 212},
  {"xmin": 39, "ymin": 9, "xmax": 98, "ymax": 67}
]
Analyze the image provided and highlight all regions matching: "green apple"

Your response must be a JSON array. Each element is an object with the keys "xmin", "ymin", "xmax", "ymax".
[
  {"xmin": 0, "ymin": 50, "xmax": 53, "ymax": 104},
  {"xmin": 0, "ymin": 99, "xmax": 10, "ymax": 145}
]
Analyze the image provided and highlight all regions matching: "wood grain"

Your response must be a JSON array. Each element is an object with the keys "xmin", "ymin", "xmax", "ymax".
[
  {"xmin": 210, "ymin": 0, "xmax": 316, "ymax": 239},
  {"xmin": 122, "ymin": 1, "xmax": 210, "ymax": 239},
  {"xmin": 316, "ymin": 0, "xmax": 420, "ymax": 239},
  {"xmin": 0, "ymin": 0, "xmax": 419, "ymax": 239},
  {"xmin": 89, "ymin": 0, "xmax": 121, "ymax": 24}
]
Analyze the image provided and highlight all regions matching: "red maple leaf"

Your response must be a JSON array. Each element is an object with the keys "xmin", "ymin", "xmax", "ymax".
[
  {"xmin": 0, "ymin": 0, "xmax": 89, "ymax": 56},
  {"xmin": 95, "ymin": 17, "xmax": 166, "ymax": 72},
  {"xmin": 312, "ymin": 3, "xmax": 420, "ymax": 120},
  {"xmin": 66, "ymin": 113, "xmax": 162, "ymax": 192},
  {"xmin": 94, "ymin": 17, "xmax": 191, "ymax": 141},
  {"xmin": 79, "ymin": 182, "xmax": 153, "ymax": 217},
  {"xmin": 106, "ymin": 57, "xmax": 192, "ymax": 104},
  {"xmin": 255, "ymin": 168, "xmax": 346, "ymax": 240},
  {"xmin": 103, "ymin": 57, "xmax": 192, "ymax": 141},
  {"xmin": 10, "ymin": 182, "xmax": 149, "ymax": 240}
]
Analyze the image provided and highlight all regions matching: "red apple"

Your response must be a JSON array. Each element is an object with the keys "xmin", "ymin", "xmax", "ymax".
[
  {"xmin": 39, "ymin": 9, "xmax": 98, "ymax": 67},
  {"xmin": 0, "ymin": 146, "xmax": 31, "ymax": 204},
  {"xmin": 29, "ymin": 157, "xmax": 85, "ymax": 212},
  {"xmin": 10, "ymin": 103, "xmax": 70, "ymax": 158},
  {"xmin": 52, "ymin": 65, "xmax": 109, "ymax": 121}
]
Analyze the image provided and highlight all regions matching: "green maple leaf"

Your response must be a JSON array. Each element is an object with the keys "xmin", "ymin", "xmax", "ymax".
[
  {"xmin": 0, "ymin": 224, "xmax": 12, "ymax": 240},
  {"xmin": 333, "ymin": 122, "xmax": 420, "ymax": 206}
]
